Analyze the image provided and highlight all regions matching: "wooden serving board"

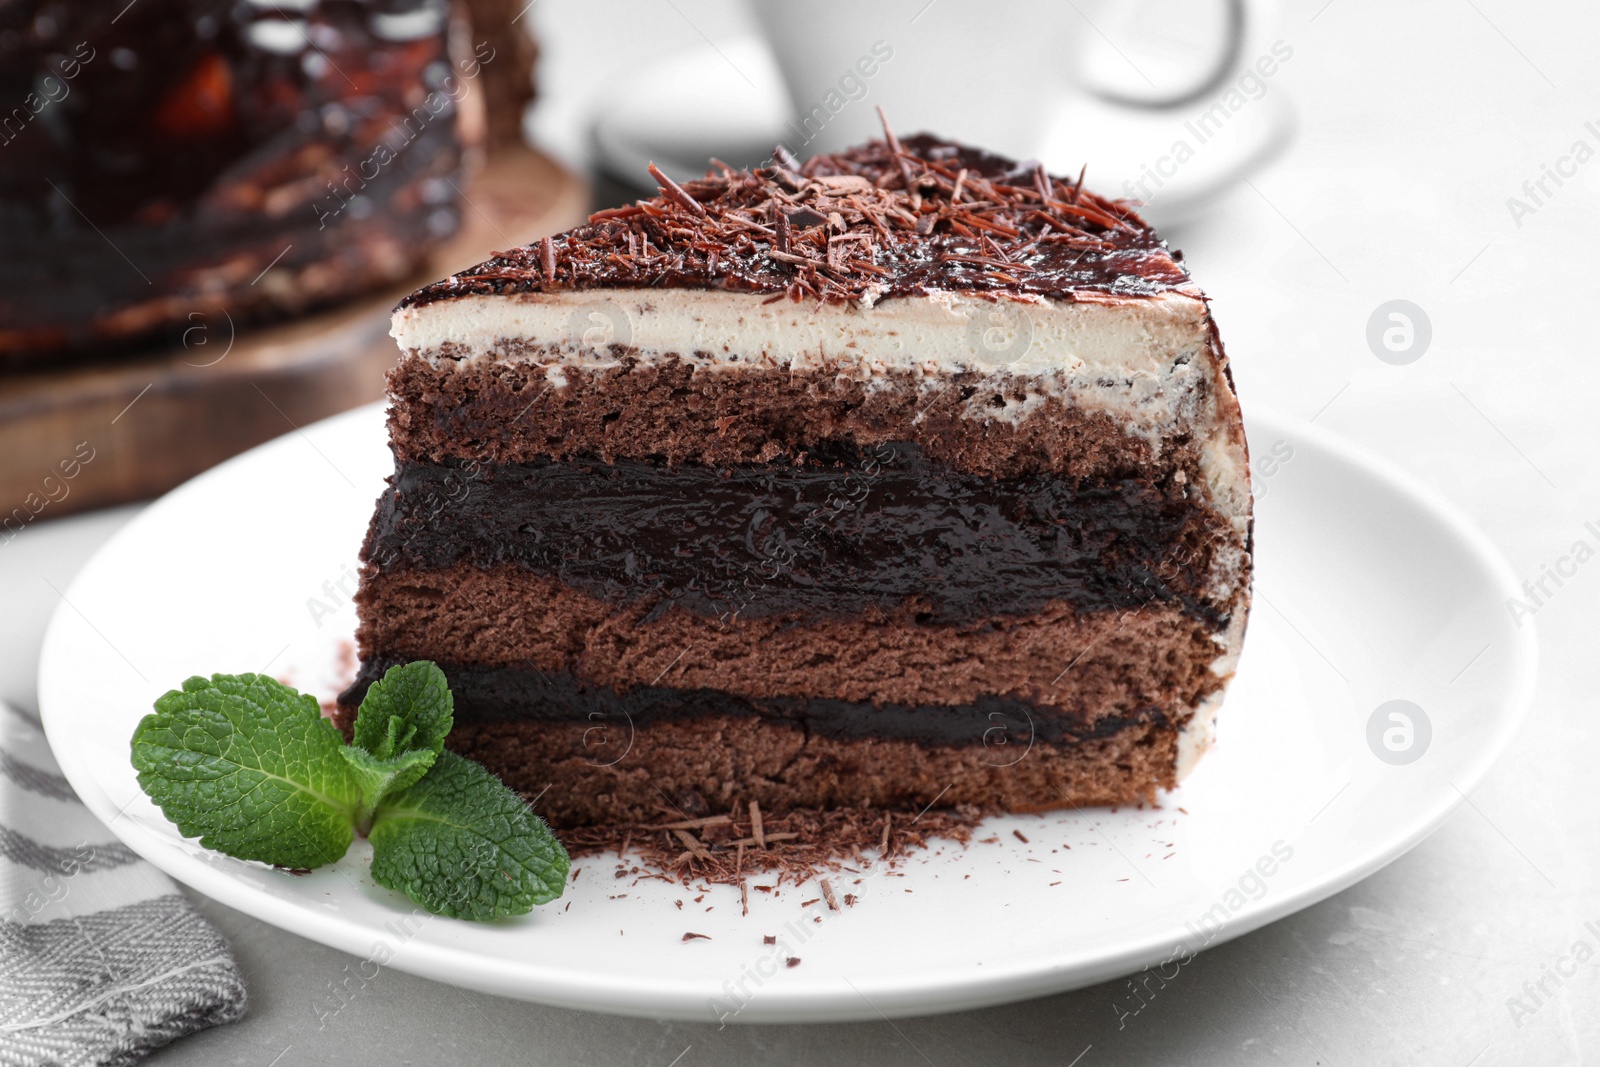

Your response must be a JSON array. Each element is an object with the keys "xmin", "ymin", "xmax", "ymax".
[{"xmin": 0, "ymin": 144, "xmax": 588, "ymax": 523}]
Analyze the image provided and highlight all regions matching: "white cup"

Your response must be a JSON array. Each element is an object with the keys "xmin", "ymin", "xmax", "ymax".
[{"xmin": 748, "ymin": 0, "xmax": 1249, "ymax": 162}]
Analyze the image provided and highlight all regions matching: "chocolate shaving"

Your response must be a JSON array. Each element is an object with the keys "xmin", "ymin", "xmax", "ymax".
[
  {"xmin": 682, "ymin": 932, "xmax": 711, "ymax": 942},
  {"xmin": 786, "ymin": 205, "xmax": 829, "ymax": 229},
  {"xmin": 675, "ymin": 829, "xmax": 711, "ymax": 861},
  {"xmin": 820, "ymin": 879, "xmax": 840, "ymax": 912},
  {"xmin": 539, "ymin": 236, "xmax": 555, "ymax": 284},
  {"xmin": 729, "ymin": 832, "xmax": 798, "ymax": 846},
  {"xmin": 565, "ymin": 804, "xmax": 981, "ymax": 888},
  {"xmin": 877, "ymin": 106, "xmax": 916, "ymax": 190},
  {"xmin": 1033, "ymin": 163, "xmax": 1052, "ymax": 209},
  {"xmin": 773, "ymin": 206, "xmax": 792, "ymax": 255},
  {"xmin": 647, "ymin": 162, "xmax": 707, "ymax": 217},
  {"xmin": 400, "ymin": 124, "xmax": 1196, "ymax": 312},
  {"xmin": 651, "ymin": 815, "xmax": 732, "ymax": 831},
  {"xmin": 814, "ymin": 174, "xmax": 873, "ymax": 192},
  {"xmin": 766, "ymin": 249, "xmax": 819, "ymax": 267}
]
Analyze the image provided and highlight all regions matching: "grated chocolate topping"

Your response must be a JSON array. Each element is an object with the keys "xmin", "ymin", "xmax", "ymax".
[
  {"xmin": 400, "ymin": 112, "xmax": 1200, "ymax": 310},
  {"xmin": 559, "ymin": 802, "xmax": 984, "ymax": 888}
]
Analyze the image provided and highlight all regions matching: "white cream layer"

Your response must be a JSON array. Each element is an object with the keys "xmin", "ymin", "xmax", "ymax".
[
  {"xmin": 393, "ymin": 287, "xmax": 1211, "ymax": 374},
  {"xmin": 400, "ymin": 284, "xmax": 1212, "ymax": 390}
]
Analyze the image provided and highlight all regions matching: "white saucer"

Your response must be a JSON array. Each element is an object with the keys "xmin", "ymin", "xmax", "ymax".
[{"xmin": 39, "ymin": 404, "xmax": 1534, "ymax": 1022}]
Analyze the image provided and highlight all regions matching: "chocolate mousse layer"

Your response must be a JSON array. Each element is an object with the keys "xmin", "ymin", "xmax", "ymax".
[
  {"xmin": 339, "ymin": 655, "xmax": 1171, "ymax": 748},
  {"xmin": 364, "ymin": 445, "xmax": 1229, "ymax": 628}
]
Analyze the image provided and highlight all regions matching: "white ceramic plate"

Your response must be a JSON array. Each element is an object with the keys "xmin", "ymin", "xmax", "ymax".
[{"xmin": 39, "ymin": 403, "xmax": 1536, "ymax": 1023}]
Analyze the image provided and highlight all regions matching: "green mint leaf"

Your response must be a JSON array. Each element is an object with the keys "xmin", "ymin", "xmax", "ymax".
[
  {"xmin": 352, "ymin": 661, "xmax": 452, "ymax": 761},
  {"xmin": 368, "ymin": 750, "xmax": 568, "ymax": 920},
  {"xmin": 131, "ymin": 673, "xmax": 360, "ymax": 870},
  {"xmin": 338, "ymin": 744, "xmax": 436, "ymax": 831}
]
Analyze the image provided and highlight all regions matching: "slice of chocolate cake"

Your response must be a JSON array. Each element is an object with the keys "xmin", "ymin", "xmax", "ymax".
[{"xmin": 339, "ymin": 126, "xmax": 1252, "ymax": 829}]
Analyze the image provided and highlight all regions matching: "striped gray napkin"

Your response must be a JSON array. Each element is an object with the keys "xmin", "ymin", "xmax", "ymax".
[{"xmin": 0, "ymin": 701, "xmax": 246, "ymax": 1067}]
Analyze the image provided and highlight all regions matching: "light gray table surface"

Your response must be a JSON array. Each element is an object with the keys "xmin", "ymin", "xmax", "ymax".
[{"xmin": 6, "ymin": 0, "xmax": 1598, "ymax": 1063}]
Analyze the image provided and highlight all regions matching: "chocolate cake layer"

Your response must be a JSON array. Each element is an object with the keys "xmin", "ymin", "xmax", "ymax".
[
  {"xmin": 442, "ymin": 713, "xmax": 1181, "ymax": 828},
  {"xmin": 367, "ymin": 445, "xmax": 1229, "ymax": 628},
  {"xmin": 350, "ymin": 565, "xmax": 1225, "ymax": 715},
  {"xmin": 338, "ymin": 656, "xmax": 1173, "ymax": 748},
  {"xmin": 384, "ymin": 354, "xmax": 1215, "ymax": 481}
]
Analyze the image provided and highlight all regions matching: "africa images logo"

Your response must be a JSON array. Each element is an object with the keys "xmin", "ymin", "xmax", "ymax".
[
  {"xmin": 565, "ymin": 300, "xmax": 633, "ymax": 355},
  {"xmin": 965, "ymin": 301, "xmax": 1035, "ymax": 370}
]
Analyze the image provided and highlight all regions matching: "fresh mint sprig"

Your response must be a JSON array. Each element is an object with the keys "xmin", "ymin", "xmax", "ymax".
[
  {"xmin": 369, "ymin": 750, "xmax": 568, "ymax": 921},
  {"xmin": 130, "ymin": 662, "xmax": 568, "ymax": 920},
  {"xmin": 340, "ymin": 660, "xmax": 454, "ymax": 833}
]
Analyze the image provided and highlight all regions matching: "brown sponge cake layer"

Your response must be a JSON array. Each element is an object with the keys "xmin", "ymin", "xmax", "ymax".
[
  {"xmin": 384, "ymin": 352, "xmax": 1221, "ymax": 483},
  {"xmin": 435, "ymin": 712, "xmax": 1180, "ymax": 828},
  {"xmin": 348, "ymin": 564, "xmax": 1226, "ymax": 723}
]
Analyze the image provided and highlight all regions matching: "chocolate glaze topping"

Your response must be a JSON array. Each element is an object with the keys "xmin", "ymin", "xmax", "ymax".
[
  {"xmin": 400, "ymin": 117, "xmax": 1200, "ymax": 310},
  {"xmin": 365, "ymin": 444, "xmax": 1227, "ymax": 628}
]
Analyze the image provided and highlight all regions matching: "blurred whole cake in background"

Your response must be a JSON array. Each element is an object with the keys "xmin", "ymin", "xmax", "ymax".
[{"xmin": 0, "ymin": 0, "xmax": 522, "ymax": 367}]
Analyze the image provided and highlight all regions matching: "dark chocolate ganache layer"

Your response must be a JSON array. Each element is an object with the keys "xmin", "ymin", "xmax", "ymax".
[
  {"xmin": 339, "ymin": 656, "xmax": 1172, "ymax": 749},
  {"xmin": 362, "ymin": 442, "xmax": 1227, "ymax": 627}
]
